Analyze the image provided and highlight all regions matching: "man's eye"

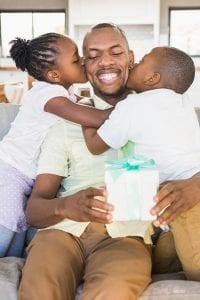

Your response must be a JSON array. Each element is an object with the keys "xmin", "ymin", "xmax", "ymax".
[
  {"xmin": 113, "ymin": 52, "xmax": 123, "ymax": 56},
  {"xmin": 88, "ymin": 56, "xmax": 98, "ymax": 60}
]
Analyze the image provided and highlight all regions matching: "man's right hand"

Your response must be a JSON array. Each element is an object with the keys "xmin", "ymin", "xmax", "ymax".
[
  {"xmin": 27, "ymin": 175, "xmax": 114, "ymax": 228},
  {"xmin": 57, "ymin": 187, "xmax": 114, "ymax": 223}
]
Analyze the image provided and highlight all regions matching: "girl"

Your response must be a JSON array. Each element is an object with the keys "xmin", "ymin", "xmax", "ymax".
[{"xmin": 0, "ymin": 32, "xmax": 110, "ymax": 257}]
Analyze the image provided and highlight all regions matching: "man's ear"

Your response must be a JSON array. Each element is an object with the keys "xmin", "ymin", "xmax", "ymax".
[
  {"xmin": 128, "ymin": 50, "xmax": 134, "ymax": 69},
  {"xmin": 47, "ymin": 70, "xmax": 61, "ymax": 83},
  {"xmin": 144, "ymin": 72, "xmax": 161, "ymax": 86}
]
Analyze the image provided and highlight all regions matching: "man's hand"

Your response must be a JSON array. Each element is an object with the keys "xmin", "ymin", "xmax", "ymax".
[
  {"xmin": 57, "ymin": 187, "xmax": 114, "ymax": 224},
  {"xmin": 150, "ymin": 176, "xmax": 200, "ymax": 227}
]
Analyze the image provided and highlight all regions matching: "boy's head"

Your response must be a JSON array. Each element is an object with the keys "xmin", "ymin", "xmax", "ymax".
[
  {"xmin": 128, "ymin": 46, "xmax": 195, "ymax": 94},
  {"xmin": 9, "ymin": 33, "xmax": 87, "ymax": 88}
]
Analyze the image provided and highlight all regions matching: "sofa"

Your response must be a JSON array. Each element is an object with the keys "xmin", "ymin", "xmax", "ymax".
[{"xmin": 1, "ymin": 103, "xmax": 200, "ymax": 300}]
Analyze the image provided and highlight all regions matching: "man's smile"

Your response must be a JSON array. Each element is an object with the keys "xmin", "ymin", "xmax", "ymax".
[{"xmin": 96, "ymin": 70, "xmax": 121, "ymax": 83}]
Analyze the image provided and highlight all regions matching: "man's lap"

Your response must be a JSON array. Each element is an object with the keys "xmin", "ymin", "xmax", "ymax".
[{"xmin": 19, "ymin": 225, "xmax": 152, "ymax": 299}]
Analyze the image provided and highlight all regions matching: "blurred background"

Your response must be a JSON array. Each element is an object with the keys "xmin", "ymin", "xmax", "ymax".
[{"xmin": 0, "ymin": 0, "xmax": 199, "ymax": 106}]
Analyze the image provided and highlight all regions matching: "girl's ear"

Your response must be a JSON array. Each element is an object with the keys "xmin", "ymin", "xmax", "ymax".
[
  {"xmin": 144, "ymin": 72, "xmax": 161, "ymax": 86},
  {"xmin": 47, "ymin": 70, "xmax": 61, "ymax": 83}
]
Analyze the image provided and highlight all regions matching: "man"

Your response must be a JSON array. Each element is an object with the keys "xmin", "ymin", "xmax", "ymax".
[{"xmin": 18, "ymin": 23, "xmax": 200, "ymax": 300}]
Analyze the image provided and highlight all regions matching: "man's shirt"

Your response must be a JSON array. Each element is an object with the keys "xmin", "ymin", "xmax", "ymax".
[{"xmin": 37, "ymin": 95, "xmax": 153, "ymax": 243}]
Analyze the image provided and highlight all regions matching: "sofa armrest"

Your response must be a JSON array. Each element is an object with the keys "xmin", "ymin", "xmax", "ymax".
[{"xmin": 0, "ymin": 104, "xmax": 19, "ymax": 140}]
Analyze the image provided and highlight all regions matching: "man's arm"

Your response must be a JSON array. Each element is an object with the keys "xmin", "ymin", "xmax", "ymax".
[
  {"xmin": 150, "ymin": 173, "xmax": 200, "ymax": 226},
  {"xmin": 82, "ymin": 127, "xmax": 110, "ymax": 154},
  {"xmin": 26, "ymin": 174, "xmax": 114, "ymax": 228}
]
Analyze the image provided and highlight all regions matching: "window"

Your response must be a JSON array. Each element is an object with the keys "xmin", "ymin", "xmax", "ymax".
[
  {"xmin": 0, "ymin": 11, "xmax": 66, "ymax": 57},
  {"xmin": 169, "ymin": 8, "xmax": 200, "ymax": 56}
]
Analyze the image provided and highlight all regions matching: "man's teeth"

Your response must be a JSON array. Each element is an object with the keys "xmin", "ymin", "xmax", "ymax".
[{"xmin": 98, "ymin": 73, "xmax": 118, "ymax": 81}]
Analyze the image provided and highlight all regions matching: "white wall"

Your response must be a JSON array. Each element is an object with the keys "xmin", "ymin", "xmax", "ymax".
[{"xmin": 68, "ymin": 0, "xmax": 160, "ymax": 61}]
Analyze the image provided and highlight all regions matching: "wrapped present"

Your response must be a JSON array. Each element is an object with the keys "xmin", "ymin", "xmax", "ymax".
[{"xmin": 105, "ymin": 156, "xmax": 159, "ymax": 221}]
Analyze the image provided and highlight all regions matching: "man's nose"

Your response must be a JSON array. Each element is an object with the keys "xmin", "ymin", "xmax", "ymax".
[{"xmin": 98, "ymin": 53, "xmax": 114, "ymax": 67}]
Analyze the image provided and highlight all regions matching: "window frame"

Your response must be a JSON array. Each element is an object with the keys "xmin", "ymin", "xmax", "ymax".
[
  {"xmin": 0, "ymin": 9, "xmax": 66, "ymax": 57},
  {"xmin": 168, "ymin": 7, "xmax": 200, "ymax": 58}
]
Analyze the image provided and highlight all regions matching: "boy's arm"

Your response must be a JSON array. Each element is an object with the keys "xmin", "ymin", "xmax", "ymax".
[
  {"xmin": 83, "ymin": 127, "xmax": 110, "ymax": 155},
  {"xmin": 45, "ymin": 96, "xmax": 112, "ymax": 128}
]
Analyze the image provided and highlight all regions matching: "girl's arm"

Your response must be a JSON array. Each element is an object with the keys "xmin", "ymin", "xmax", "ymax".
[
  {"xmin": 44, "ymin": 96, "xmax": 113, "ymax": 128},
  {"xmin": 82, "ymin": 126, "xmax": 110, "ymax": 155}
]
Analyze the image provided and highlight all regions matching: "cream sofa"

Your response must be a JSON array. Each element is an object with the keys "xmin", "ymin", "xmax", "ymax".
[{"xmin": 1, "ymin": 103, "xmax": 200, "ymax": 300}]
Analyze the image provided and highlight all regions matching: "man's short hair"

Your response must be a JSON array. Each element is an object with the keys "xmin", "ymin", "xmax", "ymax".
[
  {"xmin": 82, "ymin": 22, "xmax": 130, "ymax": 54},
  {"xmin": 156, "ymin": 47, "xmax": 195, "ymax": 94}
]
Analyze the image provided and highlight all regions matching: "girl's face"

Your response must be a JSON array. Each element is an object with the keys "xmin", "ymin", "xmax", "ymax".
[{"xmin": 53, "ymin": 37, "xmax": 87, "ymax": 88}]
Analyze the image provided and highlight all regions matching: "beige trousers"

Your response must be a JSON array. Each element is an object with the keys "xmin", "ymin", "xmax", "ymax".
[
  {"xmin": 18, "ymin": 223, "xmax": 152, "ymax": 300},
  {"xmin": 171, "ymin": 201, "xmax": 200, "ymax": 280},
  {"xmin": 153, "ymin": 201, "xmax": 200, "ymax": 281}
]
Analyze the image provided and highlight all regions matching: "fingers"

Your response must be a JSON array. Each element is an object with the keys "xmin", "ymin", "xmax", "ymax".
[
  {"xmin": 82, "ymin": 206, "xmax": 113, "ymax": 223},
  {"xmin": 153, "ymin": 182, "xmax": 174, "ymax": 203},
  {"xmin": 151, "ymin": 187, "xmax": 178, "ymax": 216},
  {"xmin": 78, "ymin": 187, "xmax": 114, "ymax": 223},
  {"xmin": 84, "ymin": 187, "xmax": 106, "ymax": 197},
  {"xmin": 153, "ymin": 199, "xmax": 183, "ymax": 227},
  {"xmin": 151, "ymin": 183, "xmax": 182, "ymax": 227}
]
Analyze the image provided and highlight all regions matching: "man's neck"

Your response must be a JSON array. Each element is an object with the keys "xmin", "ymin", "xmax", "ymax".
[{"xmin": 94, "ymin": 88, "xmax": 133, "ymax": 106}]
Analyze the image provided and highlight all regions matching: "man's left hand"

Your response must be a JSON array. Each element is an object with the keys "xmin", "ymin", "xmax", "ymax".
[{"xmin": 150, "ymin": 176, "xmax": 200, "ymax": 226}]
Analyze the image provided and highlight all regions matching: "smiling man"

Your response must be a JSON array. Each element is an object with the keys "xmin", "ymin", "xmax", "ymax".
[
  {"xmin": 17, "ymin": 23, "xmax": 200, "ymax": 300},
  {"xmin": 18, "ymin": 24, "xmax": 153, "ymax": 300},
  {"xmin": 82, "ymin": 23, "xmax": 133, "ymax": 102}
]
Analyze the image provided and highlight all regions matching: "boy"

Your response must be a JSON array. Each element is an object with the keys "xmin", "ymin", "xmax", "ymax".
[{"xmin": 83, "ymin": 46, "xmax": 200, "ymax": 183}]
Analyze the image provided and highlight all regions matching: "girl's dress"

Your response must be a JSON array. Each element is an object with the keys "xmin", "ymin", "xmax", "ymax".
[{"xmin": 0, "ymin": 81, "xmax": 76, "ymax": 232}]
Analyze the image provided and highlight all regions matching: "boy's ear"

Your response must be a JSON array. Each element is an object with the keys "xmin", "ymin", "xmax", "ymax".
[
  {"xmin": 47, "ymin": 70, "xmax": 61, "ymax": 83},
  {"xmin": 144, "ymin": 72, "xmax": 161, "ymax": 86}
]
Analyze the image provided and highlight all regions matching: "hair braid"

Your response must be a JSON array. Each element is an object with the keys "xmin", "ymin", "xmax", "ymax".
[{"xmin": 9, "ymin": 32, "xmax": 63, "ymax": 81}]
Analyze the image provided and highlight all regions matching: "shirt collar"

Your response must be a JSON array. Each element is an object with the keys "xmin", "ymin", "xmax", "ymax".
[{"xmin": 93, "ymin": 94, "xmax": 113, "ymax": 109}]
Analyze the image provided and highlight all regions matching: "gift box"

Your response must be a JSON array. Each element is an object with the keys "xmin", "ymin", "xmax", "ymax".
[{"xmin": 105, "ymin": 156, "xmax": 159, "ymax": 221}]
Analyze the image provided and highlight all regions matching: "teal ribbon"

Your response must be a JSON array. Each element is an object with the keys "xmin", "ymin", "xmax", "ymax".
[{"xmin": 105, "ymin": 155, "xmax": 156, "ymax": 172}]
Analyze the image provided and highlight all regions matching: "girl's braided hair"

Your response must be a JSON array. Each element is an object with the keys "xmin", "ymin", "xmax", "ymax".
[{"xmin": 9, "ymin": 32, "xmax": 64, "ymax": 81}]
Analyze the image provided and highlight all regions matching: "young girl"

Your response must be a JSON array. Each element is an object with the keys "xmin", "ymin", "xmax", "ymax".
[{"xmin": 0, "ymin": 32, "xmax": 110, "ymax": 257}]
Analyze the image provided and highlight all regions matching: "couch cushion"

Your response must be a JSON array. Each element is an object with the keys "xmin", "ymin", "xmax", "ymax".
[
  {"xmin": 140, "ymin": 279, "xmax": 200, "ymax": 300},
  {"xmin": 0, "ymin": 104, "xmax": 19, "ymax": 141},
  {"xmin": 0, "ymin": 257, "xmax": 24, "ymax": 300}
]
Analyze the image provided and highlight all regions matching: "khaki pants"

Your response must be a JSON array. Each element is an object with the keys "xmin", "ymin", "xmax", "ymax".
[
  {"xmin": 18, "ymin": 223, "xmax": 152, "ymax": 300},
  {"xmin": 153, "ymin": 201, "xmax": 200, "ymax": 281},
  {"xmin": 171, "ymin": 201, "xmax": 200, "ymax": 280}
]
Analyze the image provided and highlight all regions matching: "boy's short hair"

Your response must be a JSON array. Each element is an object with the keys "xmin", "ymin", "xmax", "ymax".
[{"xmin": 155, "ymin": 47, "xmax": 195, "ymax": 94}]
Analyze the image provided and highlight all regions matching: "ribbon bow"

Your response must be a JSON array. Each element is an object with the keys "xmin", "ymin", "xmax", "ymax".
[{"xmin": 106, "ymin": 155, "xmax": 156, "ymax": 172}]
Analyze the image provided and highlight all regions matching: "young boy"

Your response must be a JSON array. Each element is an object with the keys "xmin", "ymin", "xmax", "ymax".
[{"xmin": 83, "ymin": 46, "xmax": 200, "ymax": 183}]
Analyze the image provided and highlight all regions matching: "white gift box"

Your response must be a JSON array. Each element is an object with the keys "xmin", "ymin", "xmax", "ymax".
[{"xmin": 105, "ymin": 157, "xmax": 159, "ymax": 221}]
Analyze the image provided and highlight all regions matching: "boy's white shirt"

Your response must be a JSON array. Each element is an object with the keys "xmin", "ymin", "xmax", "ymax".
[
  {"xmin": 0, "ymin": 81, "xmax": 76, "ymax": 179},
  {"xmin": 98, "ymin": 88, "xmax": 200, "ymax": 183}
]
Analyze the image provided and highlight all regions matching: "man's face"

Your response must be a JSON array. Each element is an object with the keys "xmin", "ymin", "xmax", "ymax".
[{"xmin": 83, "ymin": 27, "xmax": 134, "ymax": 103}]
